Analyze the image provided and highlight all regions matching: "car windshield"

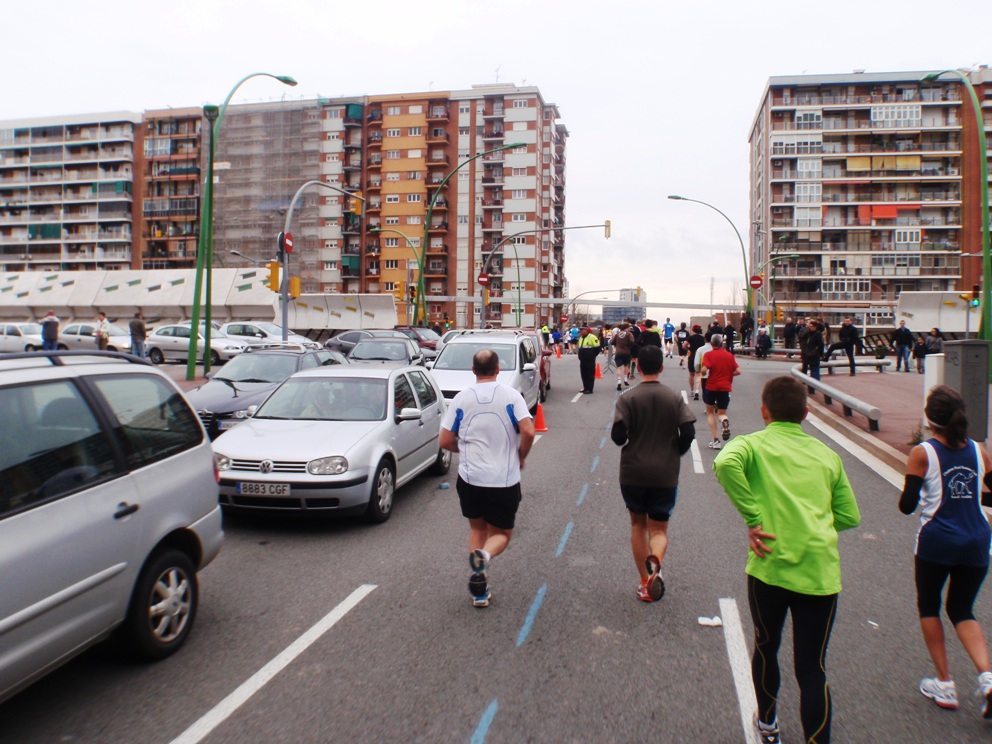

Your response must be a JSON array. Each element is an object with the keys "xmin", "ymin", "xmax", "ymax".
[
  {"xmin": 349, "ymin": 340, "xmax": 409, "ymax": 361},
  {"xmin": 106, "ymin": 324, "xmax": 129, "ymax": 336},
  {"xmin": 253, "ymin": 322, "xmax": 284, "ymax": 335},
  {"xmin": 433, "ymin": 343, "xmax": 516, "ymax": 371},
  {"xmin": 413, "ymin": 328, "xmax": 440, "ymax": 342},
  {"xmin": 256, "ymin": 377, "xmax": 387, "ymax": 421},
  {"xmin": 16, "ymin": 323, "xmax": 43, "ymax": 335},
  {"xmin": 214, "ymin": 354, "xmax": 297, "ymax": 383}
]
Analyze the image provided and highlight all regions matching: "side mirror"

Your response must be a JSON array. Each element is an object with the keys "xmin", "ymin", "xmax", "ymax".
[
  {"xmin": 397, "ymin": 407, "xmax": 422, "ymax": 422},
  {"xmin": 522, "ymin": 362, "xmax": 536, "ymax": 372},
  {"xmin": 425, "ymin": 360, "xmax": 435, "ymax": 369},
  {"xmin": 246, "ymin": 405, "xmax": 259, "ymax": 417}
]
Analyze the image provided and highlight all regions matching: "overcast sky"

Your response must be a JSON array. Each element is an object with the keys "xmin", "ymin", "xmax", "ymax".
[{"xmin": 2, "ymin": 0, "xmax": 989, "ymax": 320}]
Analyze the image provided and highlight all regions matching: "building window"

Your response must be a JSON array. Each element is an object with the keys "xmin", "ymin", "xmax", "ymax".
[
  {"xmin": 512, "ymin": 213, "xmax": 527, "ymax": 222},
  {"xmin": 458, "ymin": 127, "xmax": 470, "ymax": 135},
  {"xmin": 385, "ymin": 216, "xmax": 400, "ymax": 225},
  {"xmin": 512, "ymin": 167, "xmax": 527, "ymax": 176},
  {"xmin": 407, "ymin": 215, "xmax": 422, "ymax": 224},
  {"xmin": 408, "ymin": 149, "xmax": 422, "ymax": 158},
  {"xmin": 460, "ymin": 104, "xmax": 470, "ymax": 114},
  {"xmin": 323, "ymin": 261, "xmax": 337, "ymax": 270},
  {"xmin": 386, "ymin": 106, "xmax": 401, "ymax": 116},
  {"xmin": 797, "ymin": 158, "xmax": 821, "ymax": 178},
  {"xmin": 458, "ymin": 215, "xmax": 469, "ymax": 224},
  {"xmin": 386, "ymin": 172, "xmax": 400, "ymax": 181},
  {"xmin": 511, "ymin": 189, "xmax": 527, "ymax": 199},
  {"xmin": 326, "ymin": 109, "xmax": 342, "ymax": 118},
  {"xmin": 408, "ymin": 171, "xmax": 423, "ymax": 180},
  {"xmin": 795, "ymin": 111, "xmax": 822, "ymax": 130},
  {"xmin": 895, "ymin": 229, "xmax": 921, "ymax": 246},
  {"xmin": 408, "ymin": 105, "xmax": 423, "ymax": 114},
  {"xmin": 386, "ymin": 128, "xmax": 401, "ymax": 138},
  {"xmin": 514, "ymin": 146, "xmax": 527, "ymax": 154},
  {"xmin": 385, "ymin": 260, "xmax": 399, "ymax": 269},
  {"xmin": 326, "ymin": 132, "xmax": 339, "ymax": 140},
  {"xmin": 513, "ymin": 100, "xmax": 528, "ymax": 108},
  {"xmin": 385, "ymin": 238, "xmax": 399, "ymax": 247},
  {"xmin": 795, "ymin": 182, "xmax": 821, "ymax": 203},
  {"xmin": 408, "ymin": 127, "xmax": 422, "ymax": 136},
  {"xmin": 407, "ymin": 194, "xmax": 422, "ymax": 203},
  {"xmin": 386, "ymin": 195, "xmax": 400, "ymax": 203},
  {"xmin": 386, "ymin": 150, "xmax": 401, "ymax": 159}
]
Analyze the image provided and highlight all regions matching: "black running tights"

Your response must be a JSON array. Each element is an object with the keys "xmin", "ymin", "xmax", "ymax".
[{"xmin": 747, "ymin": 575, "xmax": 838, "ymax": 744}]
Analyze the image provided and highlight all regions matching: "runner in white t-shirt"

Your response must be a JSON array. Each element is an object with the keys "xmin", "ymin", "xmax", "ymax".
[{"xmin": 439, "ymin": 349, "xmax": 535, "ymax": 608}]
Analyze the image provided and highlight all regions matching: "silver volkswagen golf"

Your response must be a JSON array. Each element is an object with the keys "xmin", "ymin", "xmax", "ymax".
[{"xmin": 212, "ymin": 364, "xmax": 450, "ymax": 522}]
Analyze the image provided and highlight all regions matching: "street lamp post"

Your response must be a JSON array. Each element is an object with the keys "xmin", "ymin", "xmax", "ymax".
[
  {"xmin": 922, "ymin": 70, "xmax": 991, "ymax": 354},
  {"xmin": 279, "ymin": 181, "xmax": 364, "ymax": 341},
  {"xmin": 369, "ymin": 227, "xmax": 424, "ymax": 324},
  {"xmin": 419, "ymin": 142, "xmax": 526, "ymax": 327},
  {"xmin": 479, "ymin": 223, "xmax": 612, "ymax": 327},
  {"xmin": 753, "ymin": 252, "xmax": 800, "ymax": 329},
  {"xmin": 668, "ymin": 194, "xmax": 751, "ymax": 313},
  {"xmin": 186, "ymin": 72, "xmax": 297, "ymax": 380}
]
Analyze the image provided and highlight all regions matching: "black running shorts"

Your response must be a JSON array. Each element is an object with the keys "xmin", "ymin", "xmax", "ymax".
[
  {"xmin": 457, "ymin": 476, "xmax": 522, "ymax": 530},
  {"xmin": 614, "ymin": 353, "xmax": 632, "ymax": 367},
  {"xmin": 620, "ymin": 484, "xmax": 677, "ymax": 521}
]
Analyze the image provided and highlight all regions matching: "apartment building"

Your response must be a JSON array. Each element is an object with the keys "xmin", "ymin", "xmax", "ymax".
[
  {"xmin": 137, "ymin": 108, "xmax": 205, "ymax": 270},
  {"xmin": 0, "ymin": 112, "xmax": 142, "ymax": 271},
  {"xmin": 749, "ymin": 68, "xmax": 992, "ymax": 332}
]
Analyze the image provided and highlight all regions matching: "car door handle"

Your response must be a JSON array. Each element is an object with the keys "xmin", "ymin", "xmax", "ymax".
[{"xmin": 114, "ymin": 502, "xmax": 140, "ymax": 519}]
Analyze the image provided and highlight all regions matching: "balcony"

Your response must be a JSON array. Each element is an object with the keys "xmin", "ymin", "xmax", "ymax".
[
  {"xmin": 343, "ymin": 159, "xmax": 363, "ymax": 171},
  {"xmin": 482, "ymin": 106, "xmax": 505, "ymax": 119},
  {"xmin": 366, "ymin": 179, "xmax": 382, "ymax": 190},
  {"xmin": 428, "ymin": 222, "xmax": 449, "ymax": 233},
  {"xmin": 424, "ymin": 260, "xmax": 448, "ymax": 276},
  {"xmin": 368, "ymin": 156, "xmax": 382, "ymax": 169},
  {"xmin": 365, "ymin": 240, "xmax": 380, "ymax": 252},
  {"xmin": 367, "ymin": 201, "xmax": 382, "ymax": 212},
  {"xmin": 482, "ymin": 128, "xmax": 505, "ymax": 141},
  {"xmin": 425, "ymin": 243, "xmax": 448, "ymax": 254},
  {"xmin": 427, "ymin": 106, "xmax": 450, "ymax": 122},
  {"xmin": 430, "ymin": 198, "xmax": 449, "ymax": 210},
  {"xmin": 428, "ymin": 155, "xmax": 450, "ymax": 167},
  {"xmin": 367, "ymin": 132, "xmax": 383, "ymax": 145},
  {"xmin": 367, "ymin": 111, "xmax": 382, "ymax": 125},
  {"xmin": 426, "ymin": 131, "xmax": 449, "ymax": 144},
  {"xmin": 482, "ymin": 199, "xmax": 503, "ymax": 209},
  {"xmin": 342, "ymin": 218, "xmax": 362, "ymax": 234}
]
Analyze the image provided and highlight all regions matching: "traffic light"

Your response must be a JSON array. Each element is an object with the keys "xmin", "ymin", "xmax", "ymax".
[
  {"xmin": 604, "ymin": 220, "xmax": 611, "ymax": 239},
  {"xmin": 349, "ymin": 191, "xmax": 363, "ymax": 217},
  {"xmin": 288, "ymin": 277, "xmax": 301, "ymax": 299},
  {"xmin": 972, "ymin": 284, "xmax": 981, "ymax": 307},
  {"xmin": 393, "ymin": 282, "xmax": 405, "ymax": 302},
  {"xmin": 776, "ymin": 306, "xmax": 784, "ymax": 321},
  {"xmin": 484, "ymin": 288, "xmax": 490, "ymax": 304},
  {"xmin": 266, "ymin": 261, "xmax": 281, "ymax": 292},
  {"xmin": 444, "ymin": 312, "xmax": 450, "ymax": 329},
  {"xmin": 408, "ymin": 284, "xmax": 417, "ymax": 304}
]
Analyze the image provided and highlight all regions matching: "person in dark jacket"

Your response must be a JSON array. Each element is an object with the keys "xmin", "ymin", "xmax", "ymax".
[
  {"xmin": 891, "ymin": 320, "xmax": 915, "ymax": 373},
  {"xmin": 803, "ymin": 319, "xmax": 825, "ymax": 380},
  {"xmin": 783, "ymin": 317, "xmax": 798, "ymax": 357},
  {"xmin": 823, "ymin": 317, "xmax": 860, "ymax": 375}
]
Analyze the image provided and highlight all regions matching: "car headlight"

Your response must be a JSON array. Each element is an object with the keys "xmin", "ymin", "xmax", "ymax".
[
  {"xmin": 232, "ymin": 408, "xmax": 251, "ymax": 419},
  {"xmin": 308, "ymin": 456, "xmax": 348, "ymax": 475},
  {"xmin": 214, "ymin": 453, "xmax": 232, "ymax": 471}
]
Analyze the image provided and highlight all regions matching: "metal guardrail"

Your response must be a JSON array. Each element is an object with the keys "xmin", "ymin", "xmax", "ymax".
[{"xmin": 790, "ymin": 367, "xmax": 882, "ymax": 431}]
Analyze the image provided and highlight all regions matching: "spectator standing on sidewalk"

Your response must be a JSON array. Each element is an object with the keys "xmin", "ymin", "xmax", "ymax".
[
  {"xmin": 40, "ymin": 310, "xmax": 60, "ymax": 351},
  {"xmin": 892, "ymin": 319, "xmax": 915, "ymax": 373},
  {"xmin": 439, "ymin": 349, "xmax": 535, "ymax": 608},
  {"xmin": 913, "ymin": 335, "xmax": 928, "ymax": 374},
  {"xmin": 783, "ymin": 317, "xmax": 798, "ymax": 357},
  {"xmin": 925, "ymin": 327, "xmax": 944, "ymax": 357},
  {"xmin": 129, "ymin": 311, "xmax": 147, "ymax": 359},
  {"xmin": 803, "ymin": 319, "xmax": 825, "ymax": 381},
  {"xmin": 611, "ymin": 345, "xmax": 695, "ymax": 603},
  {"xmin": 714, "ymin": 376, "xmax": 860, "ymax": 744},
  {"xmin": 700, "ymin": 334, "xmax": 740, "ymax": 449},
  {"xmin": 899, "ymin": 385, "xmax": 992, "ymax": 716},
  {"xmin": 95, "ymin": 311, "xmax": 111, "ymax": 351}
]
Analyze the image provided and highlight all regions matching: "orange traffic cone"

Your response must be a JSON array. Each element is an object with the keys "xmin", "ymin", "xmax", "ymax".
[
  {"xmin": 533, "ymin": 403, "xmax": 548, "ymax": 432},
  {"xmin": 595, "ymin": 361, "xmax": 603, "ymax": 379},
  {"xmin": 555, "ymin": 344, "xmax": 561, "ymax": 359}
]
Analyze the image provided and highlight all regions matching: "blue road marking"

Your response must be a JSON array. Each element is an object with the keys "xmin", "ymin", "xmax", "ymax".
[
  {"xmin": 556, "ymin": 522, "xmax": 574, "ymax": 557},
  {"xmin": 590, "ymin": 456, "xmax": 599, "ymax": 473},
  {"xmin": 577, "ymin": 483, "xmax": 589, "ymax": 505},
  {"xmin": 470, "ymin": 699, "xmax": 499, "ymax": 744},
  {"xmin": 516, "ymin": 584, "xmax": 548, "ymax": 647}
]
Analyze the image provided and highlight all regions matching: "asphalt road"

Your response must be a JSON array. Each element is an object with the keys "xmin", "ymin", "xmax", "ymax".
[{"xmin": 4, "ymin": 354, "xmax": 992, "ymax": 742}]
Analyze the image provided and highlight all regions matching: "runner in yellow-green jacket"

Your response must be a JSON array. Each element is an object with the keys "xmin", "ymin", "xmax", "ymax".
[{"xmin": 713, "ymin": 376, "xmax": 860, "ymax": 744}]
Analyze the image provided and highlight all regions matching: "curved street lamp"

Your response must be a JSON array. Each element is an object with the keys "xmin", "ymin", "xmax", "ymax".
[
  {"xmin": 369, "ymin": 227, "xmax": 424, "ymax": 324},
  {"xmin": 753, "ymin": 252, "xmax": 800, "ymax": 325},
  {"xmin": 921, "ymin": 70, "xmax": 991, "ymax": 352},
  {"xmin": 186, "ymin": 73, "xmax": 297, "ymax": 380},
  {"xmin": 668, "ymin": 194, "xmax": 751, "ymax": 314},
  {"xmin": 416, "ymin": 142, "xmax": 526, "ymax": 326}
]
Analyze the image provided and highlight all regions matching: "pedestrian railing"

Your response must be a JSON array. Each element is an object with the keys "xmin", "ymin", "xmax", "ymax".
[{"xmin": 790, "ymin": 368, "xmax": 882, "ymax": 431}]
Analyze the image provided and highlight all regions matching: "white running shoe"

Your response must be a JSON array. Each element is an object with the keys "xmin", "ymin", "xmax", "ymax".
[
  {"xmin": 707, "ymin": 439, "xmax": 722, "ymax": 449},
  {"xmin": 977, "ymin": 671, "xmax": 992, "ymax": 717},
  {"xmin": 920, "ymin": 677, "xmax": 959, "ymax": 710}
]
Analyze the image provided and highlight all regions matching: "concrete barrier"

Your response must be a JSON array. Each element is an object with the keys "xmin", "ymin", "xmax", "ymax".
[
  {"xmin": 822, "ymin": 358, "xmax": 892, "ymax": 374},
  {"xmin": 790, "ymin": 367, "xmax": 882, "ymax": 431}
]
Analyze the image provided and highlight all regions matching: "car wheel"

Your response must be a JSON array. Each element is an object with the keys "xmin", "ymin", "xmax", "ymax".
[
  {"xmin": 107, "ymin": 345, "xmax": 118, "ymax": 352},
  {"xmin": 148, "ymin": 348, "xmax": 165, "ymax": 365},
  {"xmin": 429, "ymin": 447, "xmax": 452, "ymax": 475},
  {"xmin": 539, "ymin": 380, "xmax": 547, "ymax": 403},
  {"xmin": 119, "ymin": 549, "xmax": 198, "ymax": 660},
  {"xmin": 25, "ymin": 344, "xmax": 38, "ymax": 352},
  {"xmin": 56, "ymin": 343, "xmax": 68, "ymax": 350},
  {"xmin": 210, "ymin": 350, "xmax": 221, "ymax": 366},
  {"xmin": 364, "ymin": 458, "xmax": 395, "ymax": 523}
]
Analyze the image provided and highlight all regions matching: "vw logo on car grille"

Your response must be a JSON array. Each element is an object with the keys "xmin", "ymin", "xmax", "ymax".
[{"xmin": 259, "ymin": 460, "xmax": 274, "ymax": 474}]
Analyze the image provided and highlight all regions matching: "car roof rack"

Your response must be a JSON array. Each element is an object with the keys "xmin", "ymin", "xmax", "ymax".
[{"xmin": 0, "ymin": 350, "xmax": 153, "ymax": 367}]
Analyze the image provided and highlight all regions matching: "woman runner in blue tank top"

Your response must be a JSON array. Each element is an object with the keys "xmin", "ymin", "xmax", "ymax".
[{"xmin": 900, "ymin": 385, "xmax": 992, "ymax": 718}]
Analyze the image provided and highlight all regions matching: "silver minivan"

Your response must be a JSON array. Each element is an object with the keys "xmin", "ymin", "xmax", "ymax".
[{"xmin": 0, "ymin": 351, "xmax": 223, "ymax": 704}]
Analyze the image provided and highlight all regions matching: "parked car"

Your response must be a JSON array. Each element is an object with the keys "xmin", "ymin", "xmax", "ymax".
[
  {"xmin": 435, "ymin": 329, "xmax": 464, "ymax": 354},
  {"xmin": 347, "ymin": 338, "xmax": 426, "ymax": 366},
  {"xmin": 212, "ymin": 364, "xmax": 450, "ymax": 521},
  {"xmin": 516, "ymin": 327, "xmax": 554, "ymax": 399},
  {"xmin": 428, "ymin": 331, "xmax": 542, "ymax": 411},
  {"xmin": 58, "ymin": 322, "xmax": 133, "ymax": 353},
  {"xmin": 0, "ymin": 350, "xmax": 223, "ymax": 704},
  {"xmin": 393, "ymin": 326, "xmax": 441, "ymax": 351},
  {"xmin": 324, "ymin": 329, "xmax": 407, "ymax": 354},
  {"xmin": 0, "ymin": 322, "xmax": 45, "ymax": 352},
  {"xmin": 186, "ymin": 345, "xmax": 348, "ymax": 439},
  {"xmin": 218, "ymin": 321, "xmax": 320, "ymax": 350},
  {"xmin": 146, "ymin": 324, "xmax": 247, "ymax": 365}
]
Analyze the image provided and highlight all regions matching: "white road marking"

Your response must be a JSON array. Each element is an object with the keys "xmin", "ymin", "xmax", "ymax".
[
  {"xmin": 690, "ymin": 439, "xmax": 704, "ymax": 474},
  {"xmin": 571, "ymin": 392, "xmax": 584, "ymax": 403},
  {"xmin": 805, "ymin": 412, "xmax": 902, "ymax": 489},
  {"xmin": 169, "ymin": 584, "xmax": 377, "ymax": 744},
  {"xmin": 533, "ymin": 434, "xmax": 542, "ymax": 445},
  {"xmin": 719, "ymin": 597, "xmax": 760, "ymax": 744}
]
